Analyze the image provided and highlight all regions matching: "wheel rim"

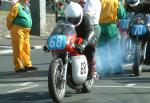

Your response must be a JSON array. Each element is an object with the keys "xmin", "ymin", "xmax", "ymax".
[{"xmin": 55, "ymin": 65, "xmax": 65, "ymax": 96}]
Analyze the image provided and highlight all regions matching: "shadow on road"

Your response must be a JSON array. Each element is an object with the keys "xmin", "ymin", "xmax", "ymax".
[
  {"xmin": 0, "ymin": 91, "xmax": 52, "ymax": 103},
  {"xmin": 0, "ymin": 70, "xmax": 48, "ymax": 79},
  {"xmin": 100, "ymin": 73, "xmax": 150, "ymax": 84}
]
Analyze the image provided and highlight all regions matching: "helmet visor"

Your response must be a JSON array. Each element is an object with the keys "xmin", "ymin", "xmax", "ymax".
[
  {"xmin": 126, "ymin": 0, "xmax": 138, "ymax": 4},
  {"xmin": 77, "ymin": 0, "xmax": 86, "ymax": 7},
  {"xmin": 67, "ymin": 16, "xmax": 81, "ymax": 25}
]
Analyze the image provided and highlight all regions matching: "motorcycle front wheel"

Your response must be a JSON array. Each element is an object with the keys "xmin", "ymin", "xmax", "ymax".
[
  {"xmin": 133, "ymin": 42, "xmax": 142, "ymax": 76},
  {"xmin": 48, "ymin": 58, "xmax": 66, "ymax": 103}
]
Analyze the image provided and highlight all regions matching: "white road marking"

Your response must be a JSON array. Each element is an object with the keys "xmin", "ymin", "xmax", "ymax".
[
  {"xmin": 0, "ymin": 46, "xmax": 12, "ymax": 49},
  {"xmin": 0, "ymin": 45, "xmax": 42, "ymax": 55},
  {"xmin": 0, "ymin": 82, "xmax": 34, "ymax": 86},
  {"xmin": 126, "ymin": 83, "xmax": 136, "ymax": 87},
  {"xmin": 30, "ymin": 45, "xmax": 43, "ymax": 49},
  {"xmin": 94, "ymin": 84, "xmax": 150, "ymax": 88},
  {"xmin": 0, "ymin": 49, "xmax": 12, "ymax": 54},
  {"xmin": 18, "ymin": 82, "xmax": 33, "ymax": 86},
  {"xmin": 6, "ymin": 84, "xmax": 39, "ymax": 93}
]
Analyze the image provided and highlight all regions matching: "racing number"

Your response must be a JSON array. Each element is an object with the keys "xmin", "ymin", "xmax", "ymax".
[
  {"xmin": 134, "ymin": 25, "xmax": 143, "ymax": 35},
  {"xmin": 49, "ymin": 36, "xmax": 63, "ymax": 48},
  {"xmin": 81, "ymin": 62, "xmax": 86, "ymax": 75}
]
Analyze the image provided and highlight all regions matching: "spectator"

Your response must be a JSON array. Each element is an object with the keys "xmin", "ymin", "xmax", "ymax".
[
  {"xmin": 6, "ymin": 0, "xmax": 38, "ymax": 73},
  {"xmin": 98, "ymin": 0, "xmax": 126, "ymax": 75}
]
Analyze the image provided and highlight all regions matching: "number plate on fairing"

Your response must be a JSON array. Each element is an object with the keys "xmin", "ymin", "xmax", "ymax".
[
  {"xmin": 131, "ymin": 24, "xmax": 147, "ymax": 36},
  {"xmin": 47, "ymin": 35, "xmax": 67, "ymax": 50},
  {"xmin": 120, "ymin": 19, "xmax": 130, "ymax": 30}
]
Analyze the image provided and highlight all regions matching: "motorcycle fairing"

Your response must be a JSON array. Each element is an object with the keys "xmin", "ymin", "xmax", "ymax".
[
  {"xmin": 120, "ymin": 18, "xmax": 130, "ymax": 30},
  {"xmin": 47, "ymin": 34, "xmax": 77, "ymax": 51},
  {"xmin": 119, "ymin": 12, "xmax": 134, "ymax": 32},
  {"xmin": 47, "ymin": 20, "xmax": 79, "ymax": 53},
  {"xmin": 130, "ymin": 13, "xmax": 149, "ymax": 36}
]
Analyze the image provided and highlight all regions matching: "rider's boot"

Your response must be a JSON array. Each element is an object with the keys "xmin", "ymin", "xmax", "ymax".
[{"xmin": 88, "ymin": 55, "xmax": 97, "ymax": 78}]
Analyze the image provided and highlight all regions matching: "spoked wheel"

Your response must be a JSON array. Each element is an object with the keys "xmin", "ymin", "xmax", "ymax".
[
  {"xmin": 82, "ymin": 77, "xmax": 94, "ymax": 93},
  {"xmin": 48, "ymin": 58, "xmax": 66, "ymax": 103}
]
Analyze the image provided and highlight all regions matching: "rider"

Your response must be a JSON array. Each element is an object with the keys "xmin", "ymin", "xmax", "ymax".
[
  {"xmin": 126, "ymin": 0, "xmax": 150, "ymax": 13},
  {"xmin": 43, "ymin": 1, "xmax": 98, "ymax": 78},
  {"xmin": 76, "ymin": 0, "xmax": 101, "ymax": 77},
  {"xmin": 125, "ymin": 0, "xmax": 150, "ymax": 65},
  {"xmin": 77, "ymin": 0, "xmax": 101, "ymax": 47},
  {"xmin": 64, "ymin": 1, "xmax": 98, "ymax": 78}
]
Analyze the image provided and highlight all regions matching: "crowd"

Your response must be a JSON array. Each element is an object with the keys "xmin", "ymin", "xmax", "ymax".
[{"xmin": 2, "ymin": 0, "xmax": 150, "ymax": 78}]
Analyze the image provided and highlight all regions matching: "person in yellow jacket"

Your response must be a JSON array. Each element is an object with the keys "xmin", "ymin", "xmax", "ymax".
[
  {"xmin": 97, "ymin": 0, "xmax": 126, "ymax": 75},
  {"xmin": 6, "ymin": 0, "xmax": 38, "ymax": 73}
]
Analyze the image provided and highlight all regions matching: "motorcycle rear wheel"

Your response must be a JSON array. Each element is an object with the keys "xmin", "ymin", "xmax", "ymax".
[
  {"xmin": 48, "ymin": 58, "xmax": 66, "ymax": 103},
  {"xmin": 82, "ymin": 77, "xmax": 94, "ymax": 93}
]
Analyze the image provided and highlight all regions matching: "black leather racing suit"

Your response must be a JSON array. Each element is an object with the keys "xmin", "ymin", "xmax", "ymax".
[{"xmin": 75, "ymin": 14, "xmax": 97, "ymax": 75}]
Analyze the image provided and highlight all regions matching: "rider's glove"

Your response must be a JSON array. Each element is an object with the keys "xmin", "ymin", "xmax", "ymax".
[
  {"xmin": 43, "ymin": 45, "xmax": 49, "ymax": 52},
  {"xmin": 75, "ymin": 40, "xmax": 88, "ymax": 52}
]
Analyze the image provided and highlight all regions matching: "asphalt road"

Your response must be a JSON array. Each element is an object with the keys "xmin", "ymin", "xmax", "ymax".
[{"xmin": 0, "ymin": 49, "xmax": 150, "ymax": 103}]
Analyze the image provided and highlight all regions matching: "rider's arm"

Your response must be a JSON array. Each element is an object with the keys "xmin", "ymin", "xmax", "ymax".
[
  {"xmin": 6, "ymin": 3, "xmax": 19, "ymax": 30},
  {"xmin": 83, "ymin": 13, "xmax": 95, "ymax": 42},
  {"xmin": 74, "ymin": 14, "xmax": 94, "ymax": 52}
]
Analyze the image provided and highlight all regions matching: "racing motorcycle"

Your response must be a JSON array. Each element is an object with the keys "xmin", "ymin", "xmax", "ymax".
[
  {"xmin": 119, "ymin": 12, "xmax": 150, "ymax": 76},
  {"xmin": 45, "ymin": 18, "xmax": 94, "ymax": 103}
]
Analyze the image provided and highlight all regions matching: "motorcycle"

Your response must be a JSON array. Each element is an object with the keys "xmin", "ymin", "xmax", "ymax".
[
  {"xmin": 45, "ymin": 18, "xmax": 94, "ymax": 103},
  {"xmin": 119, "ymin": 12, "xmax": 150, "ymax": 76},
  {"xmin": 119, "ymin": 12, "xmax": 135, "ymax": 63}
]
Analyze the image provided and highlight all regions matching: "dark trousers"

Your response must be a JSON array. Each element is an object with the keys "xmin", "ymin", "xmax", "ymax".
[{"xmin": 84, "ymin": 46, "xmax": 96, "ymax": 73}]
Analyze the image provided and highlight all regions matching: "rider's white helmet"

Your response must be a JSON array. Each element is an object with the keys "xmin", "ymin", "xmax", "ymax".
[
  {"xmin": 126, "ymin": 0, "xmax": 141, "ymax": 7},
  {"xmin": 76, "ymin": 0, "xmax": 87, "ymax": 2},
  {"xmin": 64, "ymin": 2, "xmax": 83, "ymax": 27}
]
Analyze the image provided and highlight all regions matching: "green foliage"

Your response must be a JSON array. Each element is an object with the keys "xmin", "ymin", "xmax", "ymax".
[{"xmin": 46, "ymin": 0, "xmax": 65, "ymax": 15}]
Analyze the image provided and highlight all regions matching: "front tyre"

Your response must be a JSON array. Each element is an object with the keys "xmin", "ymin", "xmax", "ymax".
[
  {"xmin": 133, "ymin": 42, "xmax": 142, "ymax": 76},
  {"xmin": 48, "ymin": 58, "xmax": 66, "ymax": 103}
]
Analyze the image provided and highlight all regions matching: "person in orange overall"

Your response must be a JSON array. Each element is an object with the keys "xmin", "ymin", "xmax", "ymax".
[{"xmin": 6, "ymin": 0, "xmax": 38, "ymax": 73}]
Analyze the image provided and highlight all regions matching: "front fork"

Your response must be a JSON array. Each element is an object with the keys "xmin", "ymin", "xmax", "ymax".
[
  {"xmin": 143, "ymin": 41, "xmax": 147, "ymax": 60},
  {"xmin": 62, "ymin": 52, "xmax": 69, "ymax": 81}
]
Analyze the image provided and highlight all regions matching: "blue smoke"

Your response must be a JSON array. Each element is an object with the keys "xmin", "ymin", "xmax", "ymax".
[{"xmin": 96, "ymin": 39, "xmax": 123, "ymax": 76}]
